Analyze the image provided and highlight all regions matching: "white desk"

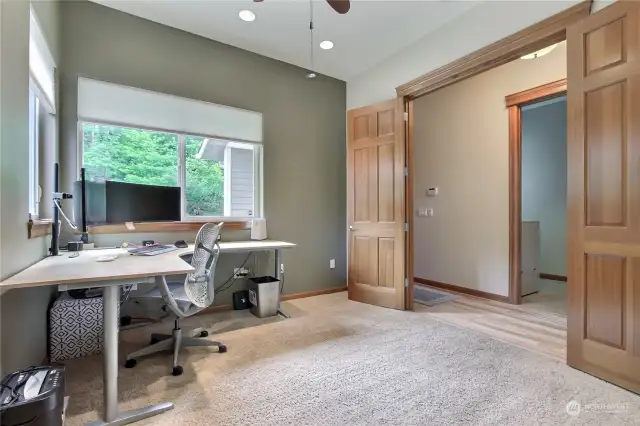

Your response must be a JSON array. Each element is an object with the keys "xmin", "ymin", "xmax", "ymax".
[{"xmin": 0, "ymin": 239, "xmax": 295, "ymax": 426}]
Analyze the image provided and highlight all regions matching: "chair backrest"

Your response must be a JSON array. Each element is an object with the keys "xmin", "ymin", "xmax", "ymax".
[{"xmin": 184, "ymin": 222, "xmax": 223, "ymax": 308}]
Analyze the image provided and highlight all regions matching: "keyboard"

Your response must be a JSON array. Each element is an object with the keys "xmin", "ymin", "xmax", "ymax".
[{"xmin": 128, "ymin": 244, "xmax": 178, "ymax": 256}]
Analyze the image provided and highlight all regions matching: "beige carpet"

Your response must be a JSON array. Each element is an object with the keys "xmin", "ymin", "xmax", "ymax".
[{"xmin": 64, "ymin": 293, "xmax": 640, "ymax": 425}]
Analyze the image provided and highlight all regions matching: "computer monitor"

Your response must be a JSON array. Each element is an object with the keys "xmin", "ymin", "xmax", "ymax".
[{"xmin": 74, "ymin": 180, "xmax": 181, "ymax": 226}]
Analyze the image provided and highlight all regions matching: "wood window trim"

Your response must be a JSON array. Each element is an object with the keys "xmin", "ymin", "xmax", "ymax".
[
  {"xmin": 395, "ymin": 0, "xmax": 591, "ymax": 100},
  {"xmin": 507, "ymin": 81, "xmax": 567, "ymax": 305},
  {"xmin": 398, "ymin": 1, "xmax": 588, "ymax": 310},
  {"xmin": 27, "ymin": 219, "xmax": 53, "ymax": 239},
  {"xmin": 85, "ymin": 220, "xmax": 251, "ymax": 235}
]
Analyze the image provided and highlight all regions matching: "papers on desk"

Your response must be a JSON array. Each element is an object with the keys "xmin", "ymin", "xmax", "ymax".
[{"xmin": 128, "ymin": 245, "xmax": 178, "ymax": 256}]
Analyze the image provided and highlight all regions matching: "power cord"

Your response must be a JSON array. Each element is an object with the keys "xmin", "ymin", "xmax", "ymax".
[
  {"xmin": 120, "ymin": 284, "xmax": 134, "ymax": 306},
  {"xmin": 54, "ymin": 199, "xmax": 78, "ymax": 230},
  {"xmin": 214, "ymin": 252, "xmax": 254, "ymax": 294}
]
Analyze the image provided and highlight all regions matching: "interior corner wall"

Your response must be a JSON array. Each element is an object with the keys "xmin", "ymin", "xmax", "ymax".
[
  {"xmin": 346, "ymin": 0, "xmax": 613, "ymax": 110},
  {"xmin": 58, "ymin": 0, "xmax": 347, "ymax": 308},
  {"xmin": 0, "ymin": 0, "xmax": 61, "ymax": 375},
  {"xmin": 522, "ymin": 100, "xmax": 567, "ymax": 277},
  {"xmin": 412, "ymin": 43, "xmax": 566, "ymax": 297}
]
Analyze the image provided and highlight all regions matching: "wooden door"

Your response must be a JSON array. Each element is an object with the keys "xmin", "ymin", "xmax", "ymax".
[
  {"xmin": 347, "ymin": 99, "xmax": 405, "ymax": 309},
  {"xmin": 567, "ymin": 1, "xmax": 640, "ymax": 393}
]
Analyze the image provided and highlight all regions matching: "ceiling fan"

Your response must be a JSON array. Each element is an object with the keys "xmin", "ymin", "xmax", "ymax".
[{"xmin": 253, "ymin": 0, "xmax": 351, "ymax": 15}]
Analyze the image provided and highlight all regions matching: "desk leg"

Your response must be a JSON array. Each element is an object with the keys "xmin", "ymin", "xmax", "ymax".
[
  {"xmin": 86, "ymin": 286, "xmax": 174, "ymax": 426},
  {"xmin": 275, "ymin": 249, "xmax": 290, "ymax": 319}
]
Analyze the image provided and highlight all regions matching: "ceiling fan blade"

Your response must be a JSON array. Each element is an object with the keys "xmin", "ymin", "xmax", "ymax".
[{"xmin": 326, "ymin": 0, "xmax": 350, "ymax": 14}]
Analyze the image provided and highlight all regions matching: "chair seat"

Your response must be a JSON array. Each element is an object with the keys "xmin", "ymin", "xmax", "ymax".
[{"xmin": 144, "ymin": 282, "xmax": 192, "ymax": 311}]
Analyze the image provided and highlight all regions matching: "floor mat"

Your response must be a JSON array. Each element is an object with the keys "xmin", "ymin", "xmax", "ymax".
[{"xmin": 414, "ymin": 285, "xmax": 459, "ymax": 306}]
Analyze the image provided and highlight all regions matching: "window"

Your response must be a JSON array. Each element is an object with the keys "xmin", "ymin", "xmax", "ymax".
[
  {"xmin": 28, "ymin": 8, "xmax": 56, "ymax": 220},
  {"xmin": 184, "ymin": 136, "xmax": 224, "ymax": 217},
  {"xmin": 77, "ymin": 78, "xmax": 263, "ymax": 221},
  {"xmin": 81, "ymin": 123, "xmax": 262, "ymax": 221},
  {"xmin": 82, "ymin": 123, "xmax": 178, "ymax": 186}
]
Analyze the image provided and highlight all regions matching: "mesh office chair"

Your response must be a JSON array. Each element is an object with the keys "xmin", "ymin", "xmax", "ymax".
[{"xmin": 124, "ymin": 222, "xmax": 226, "ymax": 376}]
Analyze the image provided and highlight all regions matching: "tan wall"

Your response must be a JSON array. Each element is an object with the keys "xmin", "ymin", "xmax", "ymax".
[{"xmin": 413, "ymin": 42, "xmax": 566, "ymax": 297}]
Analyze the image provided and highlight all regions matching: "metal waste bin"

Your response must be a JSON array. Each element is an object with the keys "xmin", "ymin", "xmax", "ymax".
[{"xmin": 248, "ymin": 276, "xmax": 280, "ymax": 318}]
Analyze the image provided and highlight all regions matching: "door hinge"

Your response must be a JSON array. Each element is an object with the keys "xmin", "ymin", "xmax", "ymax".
[
  {"xmin": 404, "ymin": 278, "xmax": 409, "ymax": 288},
  {"xmin": 404, "ymin": 112, "xmax": 409, "ymax": 121},
  {"xmin": 404, "ymin": 166, "xmax": 409, "ymax": 177},
  {"xmin": 404, "ymin": 222, "xmax": 409, "ymax": 232}
]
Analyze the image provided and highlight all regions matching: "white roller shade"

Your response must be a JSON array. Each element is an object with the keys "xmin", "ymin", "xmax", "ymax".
[
  {"xmin": 30, "ymin": 10, "xmax": 56, "ymax": 113},
  {"xmin": 77, "ymin": 78, "xmax": 263, "ymax": 143}
]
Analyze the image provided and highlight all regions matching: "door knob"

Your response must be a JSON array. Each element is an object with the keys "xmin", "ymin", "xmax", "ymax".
[{"xmin": 349, "ymin": 226, "xmax": 356, "ymax": 232}]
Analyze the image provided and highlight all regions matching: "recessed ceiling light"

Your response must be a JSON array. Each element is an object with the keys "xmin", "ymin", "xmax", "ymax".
[
  {"xmin": 239, "ymin": 10, "xmax": 256, "ymax": 22},
  {"xmin": 320, "ymin": 40, "xmax": 334, "ymax": 50}
]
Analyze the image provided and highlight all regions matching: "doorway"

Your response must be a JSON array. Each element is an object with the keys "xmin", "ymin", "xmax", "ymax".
[
  {"xmin": 518, "ymin": 93, "xmax": 568, "ymax": 317},
  {"xmin": 506, "ymin": 80, "xmax": 567, "ymax": 313}
]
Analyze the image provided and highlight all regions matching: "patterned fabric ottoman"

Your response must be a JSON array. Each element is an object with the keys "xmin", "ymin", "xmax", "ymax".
[{"xmin": 49, "ymin": 293, "xmax": 119, "ymax": 362}]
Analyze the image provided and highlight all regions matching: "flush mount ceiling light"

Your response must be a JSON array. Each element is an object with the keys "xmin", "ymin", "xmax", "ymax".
[
  {"xmin": 320, "ymin": 40, "xmax": 334, "ymax": 50},
  {"xmin": 239, "ymin": 10, "xmax": 256, "ymax": 22},
  {"xmin": 520, "ymin": 43, "xmax": 558, "ymax": 60}
]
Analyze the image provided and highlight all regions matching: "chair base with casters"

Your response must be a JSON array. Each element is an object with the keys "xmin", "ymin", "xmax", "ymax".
[
  {"xmin": 124, "ymin": 223, "xmax": 226, "ymax": 376},
  {"xmin": 124, "ymin": 319, "xmax": 226, "ymax": 376}
]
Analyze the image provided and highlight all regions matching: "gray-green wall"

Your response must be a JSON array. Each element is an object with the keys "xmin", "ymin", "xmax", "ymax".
[
  {"xmin": 59, "ymin": 1, "xmax": 347, "ymax": 308},
  {"xmin": 0, "ymin": 0, "xmax": 61, "ymax": 375}
]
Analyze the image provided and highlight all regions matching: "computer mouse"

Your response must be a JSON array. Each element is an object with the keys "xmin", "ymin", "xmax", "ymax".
[
  {"xmin": 174, "ymin": 240, "xmax": 188, "ymax": 248},
  {"xmin": 96, "ymin": 254, "xmax": 118, "ymax": 262}
]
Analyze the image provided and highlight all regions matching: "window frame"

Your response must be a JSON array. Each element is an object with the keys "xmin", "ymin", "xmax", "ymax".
[
  {"xmin": 28, "ymin": 90, "xmax": 40, "ymax": 219},
  {"xmin": 78, "ymin": 120, "xmax": 264, "ymax": 222}
]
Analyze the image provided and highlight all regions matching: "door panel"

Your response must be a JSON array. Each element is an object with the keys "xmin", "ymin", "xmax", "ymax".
[
  {"xmin": 377, "ymin": 143, "xmax": 396, "ymax": 223},
  {"xmin": 585, "ymin": 254, "xmax": 625, "ymax": 348},
  {"xmin": 585, "ymin": 82, "xmax": 625, "ymax": 227},
  {"xmin": 353, "ymin": 148, "xmax": 371, "ymax": 222},
  {"xmin": 348, "ymin": 99, "xmax": 405, "ymax": 310},
  {"xmin": 353, "ymin": 236, "xmax": 372, "ymax": 284},
  {"xmin": 567, "ymin": 1, "xmax": 640, "ymax": 393},
  {"xmin": 585, "ymin": 17, "xmax": 625, "ymax": 74},
  {"xmin": 378, "ymin": 238, "xmax": 395, "ymax": 288}
]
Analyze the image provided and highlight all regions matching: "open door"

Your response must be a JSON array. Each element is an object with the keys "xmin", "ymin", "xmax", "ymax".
[
  {"xmin": 567, "ymin": 1, "xmax": 640, "ymax": 393},
  {"xmin": 347, "ymin": 99, "xmax": 405, "ymax": 309}
]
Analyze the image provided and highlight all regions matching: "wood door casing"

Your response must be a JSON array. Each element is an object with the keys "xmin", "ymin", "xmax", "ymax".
[
  {"xmin": 348, "ymin": 99, "xmax": 405, "ymax": 310},
  {"xmin": 567, "ymin": 1, "xmax": 640, "ymax": 393}
]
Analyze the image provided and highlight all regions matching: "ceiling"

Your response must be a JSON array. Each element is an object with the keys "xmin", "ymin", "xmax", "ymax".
[{"xmin": 92, "ymin": 0, "xmax": 480, "ymax": 81}]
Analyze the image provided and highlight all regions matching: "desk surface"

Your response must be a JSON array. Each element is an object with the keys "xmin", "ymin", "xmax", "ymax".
[{"xmin": 0, "ymin": 240, "xmax": 295, "ymax": 292}]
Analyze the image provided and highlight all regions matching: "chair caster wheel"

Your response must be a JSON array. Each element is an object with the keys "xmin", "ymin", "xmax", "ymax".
[
  {"xmin": 199, "ymin": 330, "xmax": 209, "ymax": 338},
  {"xmin": 172, "ymin": 365, "xmax": 183, "ymax": 376},
  {"xmin": 125, "ymin": 359, "xmax": 137, "ymax": 368},
  {"xmin": 218, "ymin": 344, "xmax": 227, "ymax": 353}
]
